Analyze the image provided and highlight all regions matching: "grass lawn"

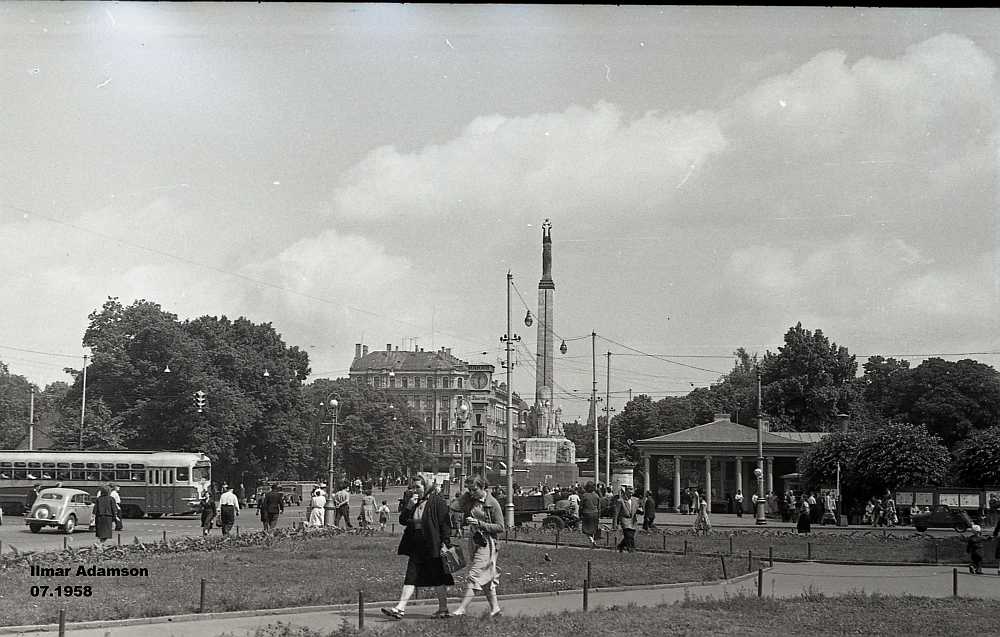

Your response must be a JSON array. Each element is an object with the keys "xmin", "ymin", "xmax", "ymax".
[
  {"xmin": 0, "ymin": 532, "xmax": 760, "ymax": 627},
  {"xmin": 510, "ymin": 525, "xmax": 982, "ymax": 564},
  {"xmin": 225, "ymin": 593, "xmax": 1000, "ymax": 637}
]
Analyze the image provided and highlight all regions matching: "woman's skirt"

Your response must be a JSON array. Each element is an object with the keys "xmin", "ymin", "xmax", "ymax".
[
  {"xmin": 581, "ymin": 513, "xmax": 599, "ymax": 537},
  {"xmin": 200, "ymin": 508, "xmax": 215, "ymax": 530},
  {"xmin": 467, "ymin": 535, "xmax": 499, "ymax": 591},
  {"xmin": 403, "ymin": 530, "xmax": 454, "ymax": 587},
  {"xmin": 95, "ymin": 515, "xmax": 114, "ymax": 540},
  {"xmin": 797, "ymin": 515, "xmax": 811, "ymax": 533},
  {"xmin": 308, "ymin": 507, "xmax": 325, "ymax": 527}
]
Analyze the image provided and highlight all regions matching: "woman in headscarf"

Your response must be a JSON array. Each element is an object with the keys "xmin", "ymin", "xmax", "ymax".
[
  {"xmin": 92, "ymin": 486, "xmax": 117, "ymax": 547},
  {"xmin": 200, "ymin": 486, "xmax": 217, "ymax": 536},
  {"xmin": 452, "ymin": 476, "xmax": 506, "ymax": 617},
  {"xmin": 579, "ymin": 481, "xmax": 601, "ymax": 546},
  {"xmin": 381, "ymin": 476, "xmax": 454, "ymax": 620},
  {"xmin": 308, "ymin": 488, "xmax": 326, "ymax": 527}
]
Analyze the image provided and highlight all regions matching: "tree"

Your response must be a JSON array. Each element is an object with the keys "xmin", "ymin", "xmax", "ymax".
[
  {"xmin": 0, "ymin": 361, "xmax": 34, "ymax": 448},
  {"xmin": 861, "ymin": 356, "xmax": 910, "ymax": 406},
  {"xmin": 849, "ymin": 423, "xmax": 950, "ymax": 500},
  {"xmin": 48, "ymin": 398, "xmax": 133, "ymax": 450},
  {"xmin": 880, "ymin": 358, "xmax": 1000, "ymax": 449},
  {"xmin": 760, "ymin": 323, "xmax": 857, "ymax": 431},
  {"xmin": 797, "ymin": 431, "xmax": 862, "ymax": 494},
  {"xmin": 951, "ymin": 426, "xmax": 1000, "ymax": 487}
]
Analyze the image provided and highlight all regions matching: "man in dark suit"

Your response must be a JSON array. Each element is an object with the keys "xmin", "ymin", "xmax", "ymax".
[{"xmin": 259, "ymin": 484, "xmax": 285, "ymax": 532}]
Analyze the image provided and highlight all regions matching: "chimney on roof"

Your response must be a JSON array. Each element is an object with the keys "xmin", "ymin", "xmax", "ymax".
[
  {"xmin": 355, "ymin": 344, "xmax": 362, "ymax": 360},
  {"xmin": 386, "ymin": 343, "xmax": 392, "ymax": 352},
  {"xmin": 362, "ymin": 345, "xmax": 369, "ymax": 357},
  {"xmin": 395, "ymin": 345, "xmax": 398, "ymax": 351},
  {"xmin": 446, "ymin": 348, "xmax": 452, "ymax": 355}
]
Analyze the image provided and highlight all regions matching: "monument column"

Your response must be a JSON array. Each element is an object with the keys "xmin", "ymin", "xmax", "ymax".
[
  {"xmin": 673, "ymin": 455, "xmax": 682, "ymax": 513},
  {"xmin": 534, "ymin": 219, "xmax": 555, "ymax": 430}
]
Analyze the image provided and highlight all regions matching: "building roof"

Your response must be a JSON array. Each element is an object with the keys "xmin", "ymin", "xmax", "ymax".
[
  {"xmin": 768, "ymin": 431, "xmax": 827, "ymax": 444},
  {"xmin": 350, "ymin": 349, "xmax": 468, "ymax": 373},
  {"xmin": 635, "ymin": 415, "xmax": 827, "ymax": 447}
]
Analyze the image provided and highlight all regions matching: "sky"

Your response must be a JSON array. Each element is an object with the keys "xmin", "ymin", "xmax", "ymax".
[{"xmin": 2, "ymin": 4, "xmax": 999, "ymax": 423}]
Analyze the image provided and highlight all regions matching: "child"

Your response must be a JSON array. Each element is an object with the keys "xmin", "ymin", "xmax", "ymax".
[
  {"xmin": 377, "ymin": 500, "xmax": 391, "ymax": 532},
  {"xmin": 967, "ymin": 524, "xmax": 985, "ymax": 574}
]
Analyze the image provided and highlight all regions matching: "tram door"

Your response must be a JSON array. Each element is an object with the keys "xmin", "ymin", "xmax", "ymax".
[{"xmin": 146, "ymin": 468, "xmax": 176, "ymax": 514}]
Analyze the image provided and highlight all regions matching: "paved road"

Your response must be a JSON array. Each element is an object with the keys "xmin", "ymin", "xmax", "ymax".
[
  {"xmin": 0, "ymin": 488, "xmax": 409, "ymax": 554},
  {"xmin": 7, "ymin": 561, "xmax": 1000, "ymax": 637}
]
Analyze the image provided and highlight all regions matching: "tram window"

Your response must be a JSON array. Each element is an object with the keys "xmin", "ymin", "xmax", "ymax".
[
  {"xmin": 28, "ymin": 462, "xmax": 41, "ymax": 468},
  {"xmin": 177, "ymin": 467, "xmax": 189, "ymax": 482},
  {"xmin": 116, "ymin": 463, "xmax": 129, "ymax": 469},
  {"xmin": 14, "ymin": 462, "xmax": 26, "ymax": 468},
  {"xmin": 86, "ymin": 463, "xmax": 99, "ymax": 469},
  {"xmin": 13, "ymin": 469, "xmax": 26, "ymax": 479},
  {"xmin": 116, "ymin": 470, "xmax": 131, "ymax": 481},
  {"xmin": 85, "ymin": 471, "xmax": 98, "ymax": 481},
  {"xmin": 71, "ymin": 463, "xmax": 84, "ymax": 469},
  {"xmin": 41, "ymin": 471, "xmax": 53, "ymax": 479},
  {"xmin": 56, "ymin": 469, "xmax": 71, "ymax": 480},
  {"xmin": 43, "ymin": 462, "xmax": 56, "ymax": 468},
  {"xmin": 100, "ymin": 470, "xmax": 115, "ymax": 481},
  {"xmin": 0, "ymin": 463, "xmax": 10, "ymax": 479},
  {"xmin": 57, "ymin": 462, "xmax": 70, "ymax": 468},
  {"xmin": 71, "ymin": 470, "xmax": 85, "ymax": 480},
  {"xmin": 131, "ymin": 471, "xmax": 145, "ymax": 481}
]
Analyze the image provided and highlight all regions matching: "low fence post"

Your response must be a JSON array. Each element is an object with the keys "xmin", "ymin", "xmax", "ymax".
[
  {"xmin": 757, "ymin": 568, "xmax": 763, "ymax": 597},
  {"xmin": 556, "ymin": 528, "xmax": 561, "ymax": 548},
  {"xmin": 684, "ymin": 539, "xmax": 688, "ymax": 555},
  {"xmin": 953, "ymin": 567, "xmax": 958, "ymax": 598},
  {"xmin": 720, "ymin": 554, "xmax": 728, "ymax": 579},
  {"xmin": 729, "ymin": 535, "xmax": 733, "ymax": 555},
  {"xmin": 583, "ymin": 579, "xmax": 589, "ymax": 611},
  {"xmin": 199, "ymin": 578, "xmax": 206, "ymax": 613},
  {"xmin": 769, "ymin": 546, "xmax": 774, "ymax": 567},
  {"xmin": 58, "ymin": 609, "xmax": 66, "ymax": 637},
  {"xmin": 662, "ymin": 534, "xmax": 666, "ymax": 551},
  {"xmin": 358, "ymin": 590, "xmax": 365, "ymax": 630},
  {"xmin": 63, "ymin": 537, "xmax": 67, "ymax": 550},
  {"xmin": 934, "ymin": 541, "xmax": 939, "ymax": 564},
  {"xmin": 587, "ymin": 560, "xmax": 592, "ymax": 586},
  {"xmin": 747, "ymin": 549, "xmax": 752, "ymax": 571},
  {"xmin": 163, "ymin": 530, "xmax": 167, "ymax": 544},
  {"xmin": 807, "ymin": 542, "xmax": 812, "ymax": 560},
  {"xmin": 117, "ymin": 533, "xmax": 121, "ymax": 546}
]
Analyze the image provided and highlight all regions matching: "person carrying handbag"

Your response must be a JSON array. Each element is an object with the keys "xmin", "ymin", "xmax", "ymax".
[
  {"xmin": 452, "ymin": 476, "xmax": 505, "ymax": 617},
  {"xmin": 382, "ymin": 476, "xmax": 454, "ymax": 620}
]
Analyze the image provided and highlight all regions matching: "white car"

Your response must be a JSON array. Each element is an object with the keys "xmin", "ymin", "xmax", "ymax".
[{"xmin": 25, "ymin": 487, "xmax": 94, "ymax": 534}]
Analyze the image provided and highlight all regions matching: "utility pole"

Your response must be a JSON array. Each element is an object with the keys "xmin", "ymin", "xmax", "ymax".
[
  {"xmin": 28, "ymin": 387, "xmax": 35, "ymax": 451},
  {"xmin": 605, "ymin": 351, "xmax": 611, "ymax": 485},
  {"xmin": 501, "ymin": 271, "xmax": 520, "ymax": 528},
  {"xmin": 79, "ymin": 354, "xmax": 88, "ymax": 450},
  {"xmin": 591, "ymin": 332, "xmax": 598, "ymax": 484}
]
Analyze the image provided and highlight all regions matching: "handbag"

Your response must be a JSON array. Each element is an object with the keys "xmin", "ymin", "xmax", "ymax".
[{"xmin": 441, "ymin": 544, "xmax": 466, "ymax": 573}]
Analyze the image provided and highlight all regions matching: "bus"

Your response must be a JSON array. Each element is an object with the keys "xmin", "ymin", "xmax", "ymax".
[{"xmin": 0, "ymin": 450, "xmax": 211, "ymax": 518}]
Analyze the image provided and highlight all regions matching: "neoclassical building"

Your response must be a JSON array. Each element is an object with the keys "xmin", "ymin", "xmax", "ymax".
[{"xmin": 634, "ymin": 414, "xmax": 826, "ymax": 513}]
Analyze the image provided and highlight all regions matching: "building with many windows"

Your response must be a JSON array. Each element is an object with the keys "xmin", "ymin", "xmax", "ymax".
[{"xmin": 349, "ymin": 343, "xmax": 528, "ymax": 476}]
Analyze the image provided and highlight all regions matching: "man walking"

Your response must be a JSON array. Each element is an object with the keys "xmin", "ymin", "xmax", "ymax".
[
  {"xmin": 218, "ymin": 484, "xmax": 240, "ymax": 535},
  {"xmin": 109, "ymin": 484, "xmax": 124, "ymax": 530},
  {"xmin": 332, "ymin": 482, "xmax": 353, "ymax": 530},
  {"xmin": 259, "ymin": 483, "xmax": 285, "ymax": 532}
]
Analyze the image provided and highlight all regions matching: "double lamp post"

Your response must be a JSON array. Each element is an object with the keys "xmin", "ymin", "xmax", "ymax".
[{"xmin": 321, "ymin": 393, "xmax": 339, "ymax": 526}]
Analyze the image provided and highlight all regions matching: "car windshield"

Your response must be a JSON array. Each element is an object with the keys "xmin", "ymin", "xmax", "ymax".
[{"xmin": 40, "ymin": 493, "xmax": 64, "ymax": 500}]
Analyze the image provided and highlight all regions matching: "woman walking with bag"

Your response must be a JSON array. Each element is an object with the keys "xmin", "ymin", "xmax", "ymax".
[
  {"xmin": 382, "ymin": 476, "xmax": 454, "ymax": 620},
  {"xmin": 452, "ymin": 477, "xmax": 505, "ymax": 617},
  {"xmin": 579, "ymin": 481, "xmax": 601, "ymax": 546}
]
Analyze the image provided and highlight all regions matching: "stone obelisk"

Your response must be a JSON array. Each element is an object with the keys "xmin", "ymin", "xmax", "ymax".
[{"xmin": 535, "ymin": 218, "xmax": 555, "ymax": 434}]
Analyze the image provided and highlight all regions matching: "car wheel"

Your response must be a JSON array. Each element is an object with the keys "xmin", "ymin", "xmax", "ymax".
[
  {"xmin": 29, "ymin": 524, "xmax": 42, "ymax": 533},
  {"xmin": 915, "ymin": 526, "xmax": 927, "ymax": 533},
  {"xmin": 63, "ymin": 515, "xmax": 76, "ymax": 534},
  {"xmin": 954, "ymin": 523, "xmax": 968, "ymax": 533},
  {"xmin": 148, "ymin": 513, "xmax": 163, "ymax": 519}
]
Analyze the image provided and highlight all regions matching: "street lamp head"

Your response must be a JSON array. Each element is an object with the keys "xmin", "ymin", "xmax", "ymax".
[
  {"xmin": 330, "ymin": 399, "xmax": 338, "ymax": 408},
  {"xmin": 524, "ymin": 310, "xmax": 534, "ymax": 327},
  {"xmin": 559, "ymin": 340, "xmax": 567, "ymax": 355}
]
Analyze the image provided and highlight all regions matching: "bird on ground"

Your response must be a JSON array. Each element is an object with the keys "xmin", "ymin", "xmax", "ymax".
[{"xmin": 544, "ymin": 553, "xmax": 552, "ymax": 562}]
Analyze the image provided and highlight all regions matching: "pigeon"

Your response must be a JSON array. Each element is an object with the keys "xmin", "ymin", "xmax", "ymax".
[{"xmin": 544, "ymin": 553, "xmax": 552, "ymax": 562}]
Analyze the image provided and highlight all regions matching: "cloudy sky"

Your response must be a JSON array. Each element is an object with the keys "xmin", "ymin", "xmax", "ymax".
[{"xmin": 2, "ymin": 4, "xmax": 999, "ymax": 422}]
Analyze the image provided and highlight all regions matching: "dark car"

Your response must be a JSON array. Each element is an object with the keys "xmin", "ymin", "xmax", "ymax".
[{"xmin": 911, "ymin": 504, "xmax": 975, "ymax": 532}]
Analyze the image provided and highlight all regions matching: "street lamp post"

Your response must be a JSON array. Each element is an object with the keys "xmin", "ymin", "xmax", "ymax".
[
  {"xmin": 755, "ymin": 367, "xmax": 767, "ymax": 525},
  {"xmin": 836, "ymin": 413, "xmax": 850, "ymax": 525},
  {"xmin": 456, "ymin": 398, "xmax": 470, "ymax": 480},
  {"xmin": 323, "ymin": 394, "xmax": 339, "ymax": 526},
  {"xmin": 79, "ymin": 354, "xmax": 89, "ymax": 449}
]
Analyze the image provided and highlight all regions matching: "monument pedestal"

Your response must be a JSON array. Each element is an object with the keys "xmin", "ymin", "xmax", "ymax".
[{"xmin": 516, "ymin": 437, "xmax": 578, "ymax": 488}]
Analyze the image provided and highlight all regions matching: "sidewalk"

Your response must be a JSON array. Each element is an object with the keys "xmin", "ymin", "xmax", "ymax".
[{"xmin": 7, "ymin": 562, "xmax": 1000, "ymax": 637}]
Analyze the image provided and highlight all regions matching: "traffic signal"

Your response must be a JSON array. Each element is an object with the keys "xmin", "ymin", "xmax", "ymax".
[{"xmin": 194, "ymin": 390, "xmax": 207, "ymax": 413}]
